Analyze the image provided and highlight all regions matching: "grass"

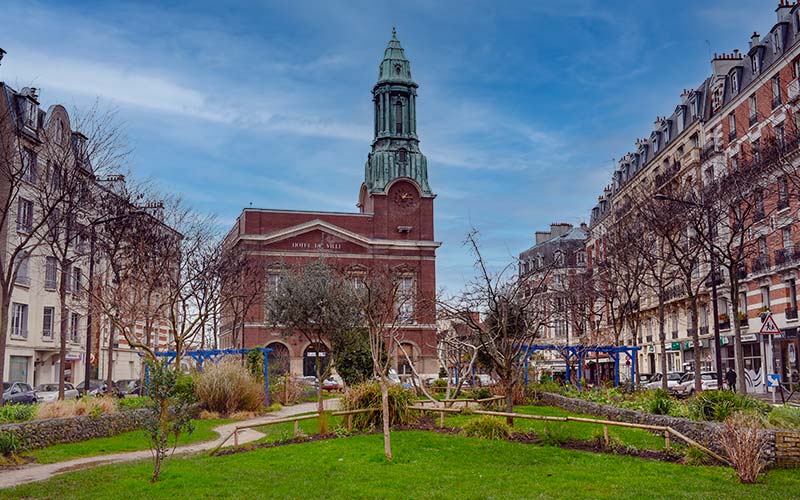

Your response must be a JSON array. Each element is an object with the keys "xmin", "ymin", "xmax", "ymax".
[
  {"xmin": 28, "ymin": 419, "xmax": 230, "ymax": 464},
  {"xmin": 445, "ymin": 405, "xmax": 669, "ymax": 450},
  {"xmin": 1, "ymin": 431, "xmax": 799, "ymax": 499}
]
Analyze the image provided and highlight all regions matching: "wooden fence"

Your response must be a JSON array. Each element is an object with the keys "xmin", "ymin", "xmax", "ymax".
[{"xmin": 407, "ymin": 405, "xmax": 728, "ymax": 465}]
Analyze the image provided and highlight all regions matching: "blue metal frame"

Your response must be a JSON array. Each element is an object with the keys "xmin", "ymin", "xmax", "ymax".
[
  {"xmin": 144, "ymin": 347, "xmax": 274, "ymax": 405},
  {"xmin": 519, "ymin": 344, "xmax": 640, "ymax": 390}
]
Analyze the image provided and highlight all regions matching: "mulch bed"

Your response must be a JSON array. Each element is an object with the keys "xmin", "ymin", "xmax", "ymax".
[{"xmin": 212, "ymin": 417, "xmax": 692, "ymax": 465}]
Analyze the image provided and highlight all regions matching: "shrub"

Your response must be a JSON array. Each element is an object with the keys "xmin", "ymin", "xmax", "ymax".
[
  {"xmin": 767, "ymin": 405, "xmax": 800, "ymax": 430},
  {"xmin": 689, "ymin": 391, "xmax": 770, "ymax": 422},
  {"xmin": 539, "ymin": 422, "xmax": 569, "ymax": 446},
  {"xmin": 269, "ymin": 375, "xmax": 306, "ymax": 406},
  {"xmin": 194, "ymin": 360, "xmax": 265, "ymax": 415},
  {"xmin": 35, "ymin": 396, "xmax": 118, "ymax": 420},
  {"xmin": 648, "ymin": 389, "xmax": 673, "ymax": 416},
  {"xmin": 341, "ymin": 382, "xmax": 414, "ymax": 431},
  {"xmin": 0, "ymin": 431, "xmax": 19, "ymax": 457},
  {"xmin": 461, "ymin": 416, "xmax": 510, "ymax": 440},
  {"xmin": 683, "ymin": 446, "xmax": 713, "ymax": 466},
  {"xmin": 431, "ymin": 378, "xmax": 447, "ymax": 388},
  {"xmin": 118, "ymin": 396, "xmax": 151, "ymax": 411},
  {"xmin": 0, "ymin": 403, "xmax": 36, "ymax": 424},
  {"xmin": 590, "ymin": 429, "xmax": 623, "ymax": 450},
  {"xmin": 719, "ymin": 412, "xmax": 769, "ymax": 484},
  {"xmin": 469, "ymin": 387, "xmax": 492, "ymax": 400}
]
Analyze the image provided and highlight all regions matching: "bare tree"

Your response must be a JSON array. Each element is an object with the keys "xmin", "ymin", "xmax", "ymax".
[
  {"xmin": 352, "ymin": 264, "xmax": 418, "ymax": 461},
  {"xmin": 441, "ymin": 230, "xmax": 551, "ymax": 422}
]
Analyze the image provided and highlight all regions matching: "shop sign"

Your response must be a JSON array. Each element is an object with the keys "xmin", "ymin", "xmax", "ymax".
[
  {"xmin": 669, "ymin": 342, "xmax": 680, "ymax": 351},
  {"xmin": 741, "ymin": 334, "xmax": 758, "ymax": 343}
]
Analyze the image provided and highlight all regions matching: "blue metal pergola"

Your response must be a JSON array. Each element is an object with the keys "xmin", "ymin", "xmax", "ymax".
[
  {"xmin": 519, "ymin": 344, "xmax": 641, "ymax": 390},
  {"xmin": 145, "ymin": 347, "xmax": 274, "ymax": 405}
]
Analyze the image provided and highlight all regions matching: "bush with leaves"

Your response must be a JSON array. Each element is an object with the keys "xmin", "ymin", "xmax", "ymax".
[
  {"xmin": 143, "ymin": 359, "xmax": 197, "ymax": 482},
  {"xmin": 539, "ymin": 422, "xmax": 569, "ymax": 446},
  {"xmin": 331, "ymin": 330, "xmax": 373, "ymax": 387},
  {"xmin": 719, "ymin": 412, "xmax": 769, "ymax": 484},
  {"xmin": 35, "ymin": 397, "xmax": 117, "ymax": 420},
  {"xmin": 0, "ymin": 403, "xmax": 36, "ymax": 424},
  {"xmin": 341, "ymin": 382, "xmax": 414, "ymax": 431},
  {"xmin": 194, "ymin": 360, "xmax": 265, "ymax": 415},
  {"xmin": 117, "ymin": 396, "xmax": 151, "ymax": 411},
  {"xmin": 0, "ymin": 431, "xmax": 19, "ymax": 457},
  {"xmin": 689, "ymin": 391, "xmax": 770, "ymax": 422},
  {"xmin": 647, "ymin": 389, "xmax": 673, "ymax": 415},
  {"xmin": 767, "ymin": 405, "xmax": 800, "ymax": 430},
  {"xmin": 461, "ymin": 416, "xmax": 511, "ymax": 440}
]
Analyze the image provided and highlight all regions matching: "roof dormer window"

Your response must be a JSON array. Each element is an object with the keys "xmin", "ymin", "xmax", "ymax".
[
  {"xmin": 729, "ymin": 71, "xmax": 739, "ymax": 97},
  {"xmin": 752, "ymin": 54, "xmax": 761, "ymax": 75},
  {"xmin": 773, "ymin": 31, "xmax": 782, "ymax": 54},
  {"xmin": 21, "ymin": 98, "xmax": 37, "ymax": 129}
]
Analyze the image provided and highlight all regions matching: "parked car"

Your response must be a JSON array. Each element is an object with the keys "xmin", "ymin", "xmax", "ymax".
[
  {"xmin": 474, "ymin": 374, "xmax": 495, "ymax": 387},
  {"xmin": 115, "ymin": 379, "xmax": 144, "ymax": 398},
  {"xmin": 2, "ymin": 382, "xmax": 36, "ymax": 404},
  {"xmin": 76, "ymin": 379, "xmax": 115, "ymax": 397},
  {"xmin": 299, "ymin": 376, "xmax": 319, "ymax": 390},
  {"xmin": 322, "ymin": 376, "xmax": 342, "ymax": 391},
  {"xmin": 34, "ymin": 383, "xmax": 79, "ymax": 402},
  {"xmin": 671, "ymin": 372, "xmax": 719, "ymax": 397},
  {"xmin": 644, "ymin": 372, "xmax": 684, "ymax": 390},
  {"xmin": 638, "ymin": 373, "xmax": 654, "ymax": 386}
]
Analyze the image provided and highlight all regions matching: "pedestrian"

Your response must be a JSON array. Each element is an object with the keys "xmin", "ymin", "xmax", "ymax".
[{"xmin": 725, "ymin": 367, "xmax": 737, "ymax": 393}]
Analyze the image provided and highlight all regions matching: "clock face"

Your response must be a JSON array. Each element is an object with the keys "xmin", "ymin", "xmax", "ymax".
[{"xmin": 393, "ymin": 188, "xmax": 418, "ymax": 211}]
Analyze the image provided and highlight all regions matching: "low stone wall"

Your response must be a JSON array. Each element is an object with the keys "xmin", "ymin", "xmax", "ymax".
[
  {"xmin": 0, "ymin": 409, "xmax": 150, "ymax": 450},
  {"xmin": 538, "ymin": 392, "xmax": 786, "ymax": 465}
]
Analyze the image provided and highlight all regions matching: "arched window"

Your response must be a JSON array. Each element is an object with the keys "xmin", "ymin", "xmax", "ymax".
[
  {"xmin": 265, "ymin": 342, "xmax": 290, "ymax": 377},
  {"xmin": 395, "ymin": 99, "xmax": 403, "ymax": 134}
]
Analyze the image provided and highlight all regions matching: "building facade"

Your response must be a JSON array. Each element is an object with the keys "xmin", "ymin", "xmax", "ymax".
[
  {"xmin": 585, "ymin": 2, "xmax": 800, "ymax": 392},
  {"xmin": 0, "ymin": 79, "xmax": 169, "ymax": 388},
  {"xmin": 221, "ymin": 31, "xmax": 440, "ymax": 377}
]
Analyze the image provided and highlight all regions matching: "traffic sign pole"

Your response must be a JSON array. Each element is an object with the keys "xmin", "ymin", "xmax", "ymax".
[{"xmin": 760, "ymin": 313, "xmax": 780, "ymax": 402}]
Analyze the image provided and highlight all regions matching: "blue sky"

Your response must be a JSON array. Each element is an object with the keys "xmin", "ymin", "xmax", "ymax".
[{"xmin": 0, "ymin": 0, "xmax": 775, "ymax": 293}]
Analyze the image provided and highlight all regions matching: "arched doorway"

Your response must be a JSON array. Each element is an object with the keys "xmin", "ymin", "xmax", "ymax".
[
  {"xmin": 265, "ymin": 342, "xmax": 290, "ymax": 377},
  {"xmin": 303, "ymin": 342, "xmax": 329, "ymax": 377}
]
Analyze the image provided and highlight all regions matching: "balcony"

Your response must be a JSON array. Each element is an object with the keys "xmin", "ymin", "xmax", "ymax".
[
  {"xmin": 787, "ymin": 307, "xmax": 798, "ymax": 320},
  {"xmin": 790, "ymin": 79, "xmax": 800, "ymax": 103},
  {"xmin": 728, "ymin": 130, "xmax": 737, "ymax": 142},
  {"xmin": 700, "ymin": 325, "xmax": 709, "ymax": 335},
  {"xmin": 738, "ymin": 264, "xmax": 748, "ymax": 280},
  {"xmin": 719, "ymin": 320, "xmax": 731, "ymax": 331},
  {"xmin": 775, "ymin": 248, "xmax": 794, "ymax": 266},
  {"xmin": 778, "ymin": 197, "xmax": 790, "ymax": 211},
  {"xmin": 739, "ymin": 315, "xmax": 749, "ymax": 328},
  {"xmin": 700, "ymin": 142, "xmax": 722, "ymax": 163},
  {"xmin": 752, "ymin": 255, "xmax": 770, "ymax": 274},
  {"xmin": 773, "ymin": 95, "xmax": 783, "ymax": 109}
]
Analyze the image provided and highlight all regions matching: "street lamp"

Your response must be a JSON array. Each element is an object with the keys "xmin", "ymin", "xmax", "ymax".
[
  {"xmin": 83, "ymin": 210, "xmax": 146, "ymax": 389},
  {"xmin": 653, "ymin": 193, "xmax": 724, "ymax": 388}
]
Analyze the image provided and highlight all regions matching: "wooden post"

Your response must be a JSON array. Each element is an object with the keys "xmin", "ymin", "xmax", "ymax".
[
  {"xmin": 439, "ymin": 409, "xmax": 445, "ymax": 428},
  {"xmin": 603, "ymin": 425, "xmax": 609, "ymax": 447},
  {"xmin": 233, "ymin": 430, "xmax": 239, "ymax": 447},
  {"xmin": 294, "ymin": 419, "xmax": 299, "ymax": 437},
  {"xmin": 664, "ymin": 431, "xmax": 671, "ymax": 450},
  {"xmin": 346, "ymin": 414, "xmax": 353, "ymax": 432}
]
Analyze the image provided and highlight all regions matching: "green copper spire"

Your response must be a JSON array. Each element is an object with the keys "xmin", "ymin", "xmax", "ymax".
[
  {"xmin": 378, "ymin": 27, "xmax": 414, "ymax": 83},
  {"xmin": 364, "ymin": 29, "xmax": 432, "ymax": 196}
]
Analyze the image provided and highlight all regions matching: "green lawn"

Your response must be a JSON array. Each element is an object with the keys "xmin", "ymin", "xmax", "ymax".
[
  {"xmin": 2, "ymin": 431, "xmax": 798, "ymax": 499},
  {"xmin": 29, "ymin": 419, "xmax": 230, "ymax": 464},
  {"xmin": 445, "ymin": 405, "xmax": 669, "ymax": 450}
]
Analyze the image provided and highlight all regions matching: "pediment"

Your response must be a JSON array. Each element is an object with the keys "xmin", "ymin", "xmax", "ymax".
[{"xmin": 256, "ymin": 219, "xmax": 371, "ymax": 253}]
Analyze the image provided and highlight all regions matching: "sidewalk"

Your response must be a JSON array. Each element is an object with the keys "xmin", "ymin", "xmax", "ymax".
[{"xmin": 0, "ymin": 398, "xmax": 339, "ymax": 490}]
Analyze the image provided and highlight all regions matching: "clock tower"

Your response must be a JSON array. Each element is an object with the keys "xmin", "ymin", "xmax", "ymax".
[{"xmin": 359, "ymin": 28, "xmax": 434, "ymax": 242}]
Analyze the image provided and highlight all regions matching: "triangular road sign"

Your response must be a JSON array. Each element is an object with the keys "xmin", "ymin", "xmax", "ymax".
[{"xmin": 760, "ymin": 313, "xmax": 781, "ymax": 335}]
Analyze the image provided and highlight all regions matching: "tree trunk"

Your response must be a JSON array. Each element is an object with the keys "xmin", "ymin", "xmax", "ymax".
[
  {"xmin": 658, "ymin": 299, "xmax": 668, "ymax": 391},
  {"xmin": 689, "ymin": 296, "xmax": 702, "ymax": 394},
  {"xmin": 106, "ymin": 322, "xmax": 115, "ymax": 390},
  {"xmin": 505, "ymin": 381, "xmax": 514, "ymax": 427},
  {"xmin": 58, "ymin": 260, "xmax": 70, "ymax": 399},
  {"xmin": 380, "ymin": 377, "xmax": 392, "ymax": 461},
  {"xmin": 315, "ymin": 351, "xmax": 327, "ymax": 434},
  {"xmin": 0, "ymin": 293, "xmax": 11, "ymax": 406},
  {"xmin": 729, "ymin": 273, "xmax": 747, "ymax": 394}
]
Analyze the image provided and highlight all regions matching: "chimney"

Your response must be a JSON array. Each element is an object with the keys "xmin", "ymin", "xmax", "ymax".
[
  {"xmin": 535, "ymin": 231, "xmax": 551, "ymax": 245},
  {"xmin": 711, "ymin": 50, "xmax": 744, "ymax": 77},
  {"xmin": 777, "ymin": 1, "xmax": 793, "ymax": 22},
  {"xmin": 550, "ymin": 223, "xmax": 573, "ymax": 239},
  {"xmin": 750, "ymin": 32, "xmax": 761, "ymax": 49},
  {"xmin": 0, "ymin": 48, "xmax": 5, "ymax": 67}
]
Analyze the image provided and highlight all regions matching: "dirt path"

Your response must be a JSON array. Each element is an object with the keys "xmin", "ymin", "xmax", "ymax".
[{"xmin": 0, "ymin": 399, "xmax": 339, "ymax": 490}]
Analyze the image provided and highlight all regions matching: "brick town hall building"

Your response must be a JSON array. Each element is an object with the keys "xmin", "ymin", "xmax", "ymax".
[{"xmin": 221, "ymin": 30, "xmax": 440, "ymax": 378}]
